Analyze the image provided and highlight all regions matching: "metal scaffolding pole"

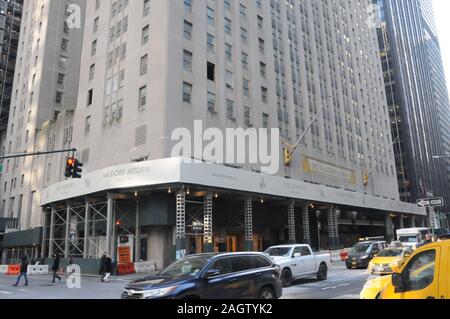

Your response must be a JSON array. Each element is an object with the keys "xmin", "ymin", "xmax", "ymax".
[
  {"xmin": 176, "ymin": 191, "xmax": 186, "ymax": 259},
  {"xmin": 64, "ymin": 203, "xmax": 71, "ymax": 258},
  {"xmin": 135, "ymin": 200, "xmax": 140, "ymax": 262},
  {"xmin": 41, "ymin": 211, "xmax": 47, "ymax": 259},
  {"xmin": 203, "ymin": 192, "xmax": 213, "ymax": 252},
  {"xmin": 244, "ymin": 198, "xmax": 253, "ymax": 251},
  {"xmin": 83, "ymin": 200, "xmax": 90, "ymax": 259},
  {"xmin": 303, "ymin": 205, "xmax": 311, "ymax": 245},
  {"xmin": 288, "ymin": 201, "xmax": 296, "ymax": 243},
  {"xmin": 48, "ymin": 207, "xmax": 55, "ymax": 258},
  {"xmin": 106, "ymin": 194, "xmax": 113, "ymax": 257}
]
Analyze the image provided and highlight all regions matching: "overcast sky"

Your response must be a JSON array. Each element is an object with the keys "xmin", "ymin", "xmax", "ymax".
[{"xmin": 433, "ymin": 0, "xmax": 450, "ymax": 91}]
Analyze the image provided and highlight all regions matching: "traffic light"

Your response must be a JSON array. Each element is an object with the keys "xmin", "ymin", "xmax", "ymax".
[
  {"xmin": 72, "ymin": 159, "xmax": 83, "ymax": 178},
  {"xmin": 65, "ymin": 157, "xmax": 75, "ymax": 178}
]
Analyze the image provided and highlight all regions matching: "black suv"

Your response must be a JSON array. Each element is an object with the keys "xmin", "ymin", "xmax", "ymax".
[
  {"xmin": 122, "ymin": 252, "xmax": 283, "ymax": 299},
  {"xmin": 346, "ymin": 241, "xmax": 388, "ymax": 269}
]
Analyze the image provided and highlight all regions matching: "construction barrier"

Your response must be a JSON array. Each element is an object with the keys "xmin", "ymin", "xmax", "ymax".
[
  {"xmin": 0, "ymin": 265, "xmax": 8, "ymax": 275},
  {"xmin": 117, "ymin": 263, "xmax": 136, "ymax": 275},
  {"xmin": 7, "ymin": 265, "xmax": 20, "ymax": 276},
  {"xmin": 134, "ymin": 261, "xmax": 156, "ymax": 273},
  {"xmin": 340, "ymin": 249, "xmax": 350, "ymax": 261},
  {"xmin": 27, "ymin": 265, "xmax": 49, "ymax": 276}
]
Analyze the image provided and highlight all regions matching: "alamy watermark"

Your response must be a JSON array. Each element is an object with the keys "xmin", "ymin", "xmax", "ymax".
[
  {"xmin": 171, "ymin": 120, "xmax": 280, "ymax": 175},
  {"xmin": 66, "ymin": 4, "xmax": 82, "ymax": 29}
]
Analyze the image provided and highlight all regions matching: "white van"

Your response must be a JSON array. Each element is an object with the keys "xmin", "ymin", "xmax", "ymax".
[{"xmin": 396, "ymin": 228, "xmax": 430, "ymax": 249}]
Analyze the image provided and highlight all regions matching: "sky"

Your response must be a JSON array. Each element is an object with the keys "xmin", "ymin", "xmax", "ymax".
[{"xmin": 433, "ymin": 0, "xmax": 450, "ymax": 91}]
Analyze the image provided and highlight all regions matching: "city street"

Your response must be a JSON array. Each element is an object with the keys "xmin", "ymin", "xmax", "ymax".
[{"xmin": 0, "ymin": 262, "xmax": 370, "ymax": 299}]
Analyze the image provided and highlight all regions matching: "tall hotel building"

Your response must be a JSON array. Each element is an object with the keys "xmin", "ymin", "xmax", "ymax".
[
  {"xmin": 0, "ymin": 0, "xmax": 85, "ymax": 258},
  {"xmin": 2, "ymin": 0, "xmax": 424, "ymax": 267}
]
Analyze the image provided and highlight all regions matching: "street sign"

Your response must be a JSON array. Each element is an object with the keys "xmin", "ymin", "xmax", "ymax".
[{"xmin": 416, "ymin": 197, "xmax": 444, "ymax": 208}]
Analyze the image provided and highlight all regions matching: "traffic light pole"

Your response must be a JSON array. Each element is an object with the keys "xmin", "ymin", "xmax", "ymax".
[{"xmin": 0, "ymin": 148, "xmax": 77, "ymax": 160}]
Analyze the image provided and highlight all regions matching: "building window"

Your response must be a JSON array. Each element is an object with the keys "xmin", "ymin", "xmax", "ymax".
[
  {"xmin": 207, "ymin": 62, "xmax": 215, "ymax": 81},
  {"xmin": 262, "ymin": 113, "xmax": 269, "ymax": 128},
  {"xmin": 142, "ymin": 25, "xmax": 150, "ymax": 45},
  {"xmin": 183, "ymin": 82, "xmax": 192, "ymax": 103},
  {"xmin": 139, "ymin": 86, "xmax": 147, "ymax": 109},
  {"xmin": 260, "ymin": 62, "xmax": 266, "ymax": 77},
  {"xmin": 91, "ymin": 40, "xmax": 97, "ymax": 56},
  {"xmin": 184, "ymin": 20, "xmax": 193, "ymax": 40},
  {"xmin": 242, "ymin": 52, "xmax": 248, "ymax": 69},
  {"xmin": 89, "ymin": 64, "xmax": 95, "ymax": 80},
  {"xmin": 55, "ymin": 91, "xmax": 63, "ymax": 104},
  {"xmin": 207, "ymin": 7, "xmax": 215, "ymax": 26},
  {"xmin": 243, "ymin": 79, "xmax": 250, "ymax": 97},
  {"xmin": 226, "ymin": 99, "xmax": 234, "ymax": 120},
  {"xmin": 225, "ymin": 18, "xmax": 232, "ymax": 35},
  {"xmin": 140, "ymin": 54, "xmax": 148, "ymax": 75},
  {"xmin": 85, "ymin": 116, "xmax": 91, "ymax": 135},
  {"xmin": 225, "ymin": 43, "xmax": 232, "ymax": 62},
  {"xmin": 184, "ymin": 0, "xmax": 192, "ymax": 12},
  {"xmin": 225, "ymin": 71, "xmax": 233, "ymax": 89},
  {"xmin": 143, "ymin": 0, "xmax": 151, "ymax": 17},
  {"xmin": 135, "ymin": 125, "xmax": 147, "ymax": 146},
  {"xmin": 207, "ymin": 34, "xmax": 215, "ymax": 52},
  {"xmin": 183, "ymin": 50, "xmax": 193, "ymax": 71},
  {"xmin": 87, "ymin": 89, "xmax": 93, "ymax": 105},
  {"xmin": 58, "ymin": 73, "xmax": 65, "ymax": 85},
  {"xmin": 207, "ymin": 91, "xmax": 216, "ymax": 112},
  {"xmin": 261, "ymin": 86, "xmax": 268, "ymax": 103}
]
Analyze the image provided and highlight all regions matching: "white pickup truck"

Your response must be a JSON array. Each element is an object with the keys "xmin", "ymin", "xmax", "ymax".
[{"xmin": 264, "ymin": 244, "xmax": 332, "ymax": 287}]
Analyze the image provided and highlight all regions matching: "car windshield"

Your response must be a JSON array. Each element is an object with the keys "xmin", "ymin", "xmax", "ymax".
[
  {"xmin": 378, "ymin": 249, "xmax": 403, "ymax": 257},
  {"xmin": 159, "ymin": 256, "xmax": 211, "ymax": 277},
  {"xmin": 399, "ymin": 236, "xmax": 418, "ymax": 243},
  {"xmin": 351, "ymin": 244, "xmax": 371, "ymax": 253},
  {"xmin": 264, "ymin": 247, "xmax": 292, "ymax": 257}
]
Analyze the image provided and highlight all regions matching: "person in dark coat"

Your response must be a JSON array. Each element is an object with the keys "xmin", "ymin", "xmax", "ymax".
[
  {"xmin": 13, "ymin": 255, "xmax": 29, "ymax": 287},
  {"xmin": 52, "ymin": 254, "xmax": 62, "ymax": 283},
  {"xmin": 99, "ymin": 253, "xmax": 107, "ymax": 282},
  {"xmin": 103, "ymin": 255, "xmax": 112, "ymax": 282}
]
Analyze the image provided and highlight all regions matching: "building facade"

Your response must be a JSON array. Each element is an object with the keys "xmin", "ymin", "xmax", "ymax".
[
  {"xmin": 0, "ymin": 0, "xmax": 85, "ymax": 232},
  {"xmin": 1, "ymin": 0, "xmax": 429, "ymax": 267},
  {"xmin": 375, "ymin": 0, "xmax": 450, "ymax": 218}
]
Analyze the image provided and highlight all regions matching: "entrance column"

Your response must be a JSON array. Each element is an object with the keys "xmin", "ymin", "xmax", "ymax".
[
  {"xmin": 411, "ymin": 216, "xmax": 416, "ymax": 228},
  {"xmin": 176, "ymin": 191, "xmax": 186, "ymax": 259},
  {"xmin": 303, "ymin": 205, "xmax": 311, "ymax": 245},
  {"xmin": 399, "ymin": 214, "xmax": 405, "ymax": 229},
  {"xmin": 203, "ymin": 192, "xmax": 214, "ymax": 253},
  {"xmin": 48, "ymin": 207, "xmax": 55, "ymax": 258},
  {"xmin": 64, "ymin": 203, "xmax": 71, "ymax": 258},
  {"xmin": 135, "ymin": 199, "xmax": 141, "ymax": 262},
  {"xmin": 244, "ymin": 198, "xmax": 253, "ymax": 251},
  {"xmin": 288, "ymin": 201, "xmax": 296, "ymax": 244},
  {"xmin": 327, "ymin": 207, "xmax": 340, "ymax": 250},
  {"xmin": 385, "ymin": 214, "xmax": 395, "ymax": 242}
]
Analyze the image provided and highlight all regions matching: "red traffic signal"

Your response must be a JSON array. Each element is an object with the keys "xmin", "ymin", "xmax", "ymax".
[{"xmin": 65, "ymin": 158, "xmax": 75, "ymax": 178}]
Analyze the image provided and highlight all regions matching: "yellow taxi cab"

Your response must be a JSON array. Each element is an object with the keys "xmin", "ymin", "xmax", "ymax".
[
  {"xmin": 360, "ymin": 274, "xmax": 392, "ymax": 299},
  {"xmin": 375, "ymin": 240, "xmax": 450, "ymax": 299},
  {"xmin": 368, "ymin": 247, "xmax": 412, "ymax": 275}
]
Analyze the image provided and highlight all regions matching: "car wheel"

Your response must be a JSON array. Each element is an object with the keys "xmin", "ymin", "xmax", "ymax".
[
  {"xmin": 281, "ymin": 269, "xmax": 293, "ymax": 287},
  {"xmin": 317, "ymin": 263, "xmax": 328, "ymax": 281},
  {"xmin": 258, "ymin": 287, "xmax": 275, "ymax": 300},
  {"xmin": 346, "ymin": 264, "xmax": 352, "ymax": 269}
]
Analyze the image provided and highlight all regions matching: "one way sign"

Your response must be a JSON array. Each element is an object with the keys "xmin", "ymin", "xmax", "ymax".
[{"xmin": 417, "ymin": 197, "xmax": 444, "ymax": 208}]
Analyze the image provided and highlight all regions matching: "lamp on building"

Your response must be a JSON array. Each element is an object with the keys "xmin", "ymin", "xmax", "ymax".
[
  {"xmin": 168, "ymin": 187, "xmax": 172, "ymax": 194},
  {"xmin": 186, "ymin": 188, "xmax": 190, "ymax": 195},
  {"xmin": 214, "ymin": 192, "xmax": 219, "ymax": 199},
  {"xmin": 134, "ymin": 190, "xmax": 138, "ymax": 197}
]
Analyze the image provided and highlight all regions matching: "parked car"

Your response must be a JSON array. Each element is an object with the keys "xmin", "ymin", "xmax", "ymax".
[
  {"xmin": 367, "ymin": 247, "xmax": 412, "ymax": 275},
  {"xmin": 345, "ymin": 240, "xmax": 388, "ymax": 269},
  {"xmin": 264, "ymin": 244, "xmax": 331, "ymax": 287},
  {"xmin": 121, "ymin": 252, "xmax": 283, "ymax": 299}
]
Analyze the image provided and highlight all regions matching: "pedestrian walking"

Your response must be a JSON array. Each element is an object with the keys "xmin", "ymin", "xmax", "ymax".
[
  {"xmin": 99, "ymin": 253, "xmax": 107, "ymax": 282},
  {"xmin": 51, "ymin": 253, "xmax": 62, "ymax": 283},
  {"xmin": 103, "ymin": 255, "xmax": 112, "ymax": 282},
  {"xmin": 13, "ymin": 255, "xmax": 29, "ymax": 287}
]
